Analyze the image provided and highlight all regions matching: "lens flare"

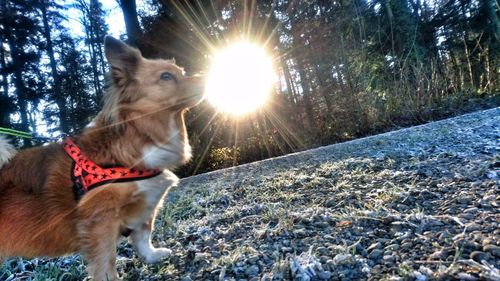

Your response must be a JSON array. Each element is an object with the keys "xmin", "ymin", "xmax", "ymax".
[{"xmin": 205, "ymin": 42, "xmax": 275, "ymax": 115}]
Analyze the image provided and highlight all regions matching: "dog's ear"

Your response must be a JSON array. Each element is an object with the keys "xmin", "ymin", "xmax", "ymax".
[{"xmin": 104, "ymin": 36, "xmax": 141, "ymax": 83}]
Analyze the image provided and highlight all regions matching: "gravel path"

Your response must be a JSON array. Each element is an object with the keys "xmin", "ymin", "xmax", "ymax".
[{"xmin": 1, "ymin": 108, "xmax": 499, "ymax": 280}]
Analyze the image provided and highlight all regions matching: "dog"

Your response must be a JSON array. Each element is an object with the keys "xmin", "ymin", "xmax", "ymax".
[{"xmin": 0, "ymin": 36, "xmax": 204, "ymax": 280}]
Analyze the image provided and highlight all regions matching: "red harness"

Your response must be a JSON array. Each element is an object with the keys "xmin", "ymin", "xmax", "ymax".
[{"xmin": 62, "ymin": 137, "xmax": 161, "ymax": 200}]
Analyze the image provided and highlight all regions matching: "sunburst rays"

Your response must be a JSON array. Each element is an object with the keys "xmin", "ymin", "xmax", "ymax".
[
  {"xmin": 160, "ymin": 0, "xmax": 303, "ymax": 174},
  {"xmin": 147, "ymin": 1, "xmax": 305, "ymax": 175}
]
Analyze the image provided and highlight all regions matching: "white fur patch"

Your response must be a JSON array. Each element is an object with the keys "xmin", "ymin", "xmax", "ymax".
[
  {"xmin": 142, "ymin": 118, "xmax": 190, "ymax": 169},
  {"xmin": 0, "ymin": 136, "xmax": 16, "ymax": 169},
  {"xmin": 128, "ymin": 170, "xmax": 178, "ymax": 229},
  {"xmin": 131, "ymin": 228, "xmax": 172, "ymax": 263},
  {"xmin": 85, "ymin": 119, "xmax": 96, "ymax": 128},
  {"xmin": 129, "ymin": 170, "xmax": 178, "ymax": 263},
  {"xmin": 142, "ymin": 145, "xmax": 180, "ymax": 169}
]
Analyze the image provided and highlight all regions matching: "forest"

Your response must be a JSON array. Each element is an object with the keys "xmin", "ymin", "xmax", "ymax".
[{"xmin": 1, "ymin": 0, "xmax": 499, "ymax": 176}]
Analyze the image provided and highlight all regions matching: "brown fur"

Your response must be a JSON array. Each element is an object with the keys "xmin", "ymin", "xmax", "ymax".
[{"xmin": 0, "ymin": 37, "xmax": 204, "ymax": 280}]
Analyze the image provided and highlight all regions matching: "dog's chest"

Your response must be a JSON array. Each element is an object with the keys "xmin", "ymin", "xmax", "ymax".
[
  {"xmin": 142, "ymin": 119, "xmax": 191, "ymax": 169},
  {"xmin": 127, "ymin": 171, "xmax": 178, "ymax": 229}
]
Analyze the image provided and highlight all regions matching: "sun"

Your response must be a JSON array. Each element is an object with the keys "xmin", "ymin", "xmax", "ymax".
[{"xmin": 205, "ymin": 42, "xmax": 275, "ymax": 115}]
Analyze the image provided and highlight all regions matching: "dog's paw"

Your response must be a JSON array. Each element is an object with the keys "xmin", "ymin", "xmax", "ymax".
[{"xmin": 143, "ymin": 247, "xmax": 172, "ymax": 263}]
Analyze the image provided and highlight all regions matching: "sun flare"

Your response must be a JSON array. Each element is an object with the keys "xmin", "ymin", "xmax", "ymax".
[{"xmin": 205, "ymin": 42, "xmax": 275, "ymax": 115}]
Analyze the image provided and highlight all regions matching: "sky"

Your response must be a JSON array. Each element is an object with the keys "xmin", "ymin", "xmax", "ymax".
[
  {"xmin": 65, "ymin": 0, "xmax": 126, "ymax": 39},
  {"xmin": 101, "ymin": 0, "xmax": 126, "ymax": 38}
]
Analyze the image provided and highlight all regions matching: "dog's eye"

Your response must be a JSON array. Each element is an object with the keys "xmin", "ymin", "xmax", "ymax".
[{"xmin": 160, "ymin": 72, "xmax": 174, "ymax": 81}]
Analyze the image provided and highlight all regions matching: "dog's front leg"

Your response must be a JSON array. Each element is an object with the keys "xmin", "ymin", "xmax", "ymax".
[
  {"xmin": 130, "ymin": 218, "xmax": 171, "ymax": 263},
  {"xmin": 79, "ymin": 217, "xmax": 121, "ymax": 281}
]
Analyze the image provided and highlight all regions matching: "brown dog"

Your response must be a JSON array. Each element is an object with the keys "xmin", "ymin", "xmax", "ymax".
[{"xmin": 0, "ymin": 36, "xmax": 204, "ymax": 280}]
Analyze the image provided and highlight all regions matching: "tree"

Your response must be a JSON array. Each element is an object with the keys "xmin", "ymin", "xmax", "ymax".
[
  {"xmin": 117, "ymin": 0, "xmax": 143, "ymax": 46},
  {"xmin": 74, "ymin": 0, "xmax": 108, "ymax": 103},
  {"xmin": 0, "ymin": 0, "xmax": 45, "ymax": 146},
  {"xmin": 38, "ymin": 0, "xmax": 69, "ymax": 133}
]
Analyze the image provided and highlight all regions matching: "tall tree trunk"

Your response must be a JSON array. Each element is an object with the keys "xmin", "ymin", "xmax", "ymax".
[
  {"xmin": 462, "ymin": 36, "xmax": 475, "ymax": 88},
  {"xmin": 40, "ymin": 0, "xmax": 70, "ymax": 134},
  {"xmin": 118, "ymin": 0, "xmax": 143, "ymax": 46},
  {"xmin": 281, "ymin": 59, "xmax": 298, "ymax": 105},
  {"xmin": 295, "ymin": 58, "xmax": 316, "ymax": 130},
  {"xmin": 0, "ymin": 46, "xmax": 11, "ymax": 128},
  {"xmin": 0, "ymin": 38, "xmax": 8, "ymax": 98},
  {"xmin": 8, "ymin": 41, "xmax": 32, "ymax": 146},
  {"xmin": 90, "ymin": 0, "xmax": 107, "ymax": 76},
  {"xmin": 484, "ymin": 0, "xmax": 500, "ymax": 41},
  {"xmin": 83, "ymin": 16, "xmax": 102, "ymax": 101},
  {"xmin": 310, "ymin": 55, "xmax": 333, "ymax": 113}
]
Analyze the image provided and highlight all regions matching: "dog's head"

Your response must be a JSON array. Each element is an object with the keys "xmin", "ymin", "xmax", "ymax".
[{"xmin": 101, "ymin": 36, "xmax": 204, "ymax": 125}]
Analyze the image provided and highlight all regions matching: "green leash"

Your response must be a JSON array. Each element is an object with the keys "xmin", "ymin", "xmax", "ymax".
[{"xmin": 0, "ymin": 127, "xmax": 33, "ymax": 139}]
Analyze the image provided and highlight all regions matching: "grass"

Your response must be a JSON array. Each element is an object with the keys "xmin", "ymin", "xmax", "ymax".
[
  {"xmin": 0, "ymin": 258, "xmax": 86, "ymax": 281},
  {"xmin": 375, "ymin": 182, "xmax": 404, "ymax": 203}
]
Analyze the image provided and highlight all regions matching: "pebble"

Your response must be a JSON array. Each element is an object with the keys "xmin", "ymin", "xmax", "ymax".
[
  {"xmin": 401, "ymin": 242, "xmax": 413, "ymax": 250},
  {"xmin": 470, "ymin": 251, "xmax": 489, "ymax": 262},
  {"xmin": 455, "ymin": 272, "xmax": 478, "ymax": 280},
  {"xmin": 316, "ymin": 246, "xmax": 329, "ymax": 255},
  {"xmin": 464, "ymin": 207, "xmax": 478, "ymax": 213},
  {"xmin": 325, "ymin": 259, "xmax": 335, "ymax": 269},
  {"xmin": 319, "ymin": 255, "xmax": 329, "ymax": 263},
  {"xmin": 324, "ymin": 234, "xmax": 335, "ymax": 240},
  {"xmin": 245, "ymin": 265, "xmax": 259, "ymax": 276},
  {"xmin": 325, "ymin": 199, "xmax": 337, "ymax": 207},
  {"xmin": 368, "ymin": 249, "xmax": 383, "ymax": 259},
  {"xmin": 483, "ymin": 244, "xmax": 500, "ymax": 257},
  {"xmin": 194, "ymin": 252, "xmax": 210, "ymax": 262},
  {"xmin": 318, "ymin": 271, "xmax": 332, "ymax": 280},
  {"xmin": 333, "ymin": 253, "xmax": 351, "ymax": 264},
  {"xmin": 429, "ymin": 250, "xmax": 445, "ymax": 260},
  {"xmin": 367, "ymin": 242, "xmax": 382, "ymax": 251},
  {"xmin": 313, "ymin": 221, "xmax": 329, "ymax": 228},
  {"xmin": 382, "ymin": 215, "xmax": 401, "ymax": 224},
  {"xmin": 382, "ymin": 255, "xmax": 396, "ymax": 263},
  {"xmin": 385, "ymin": 244, "xmax": 399, "ymax": 251},
  {"xmin": 376, "ymin": 238, "xmax": 391, "ymax": 244},
  {"xmin": 293, "ymin": 229, "xmax": 307, "ymax": 237},
  {"xmin": 465, "ymin": 222, "xmax": 481, "ymax": 231},
  {"xmin": 247, "ymin": 255, "xmax": 259, "ymax": 264},
  {"xmin": 457, "ymin": 197, "xmax": 472, "ymax": 204},
  {"xmin": 427, "ymin": 219, "xmax": 444, "ymax": 227}
]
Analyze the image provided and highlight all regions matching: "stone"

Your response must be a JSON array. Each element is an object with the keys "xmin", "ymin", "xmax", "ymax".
[
  {"xmin": 470, "ymin": 251, "xmax": 489, "ymax": 262},
  {"xmin": 368, "ymin": 249, "xmax": 383, "ymax": 259},
  {"xmin": 247, "ymin": 255, "xmax": 260, "ymax": 264},
  {"xmin": 318, "ymin": 271, "xmax": 332, "ymax": 280},
  {"xmin": 401, "ymin": 242, "xmax": 413, "ymax": 251},
  {"xmin": 245, "ymin": 265, "xmax": 260, "ymax": 276},
  {"xmin": 465, "ymin": 222, "xmax": 481, "ymax": 232},
  {"xmin": 483, "ymin": 244, "xmax": 500, "ymax": 257},
  {"xmin": 385, "ymin": 244, "xmax": 399, "ymax": 251},
  {"xmin": 316, "ymin": 246, "xmax": 329, "ymax": 255},
  {"xmin": 382, "ymin": 255, "xmax": 396, "ymax": 263},
  {"xmin": 367, "ymin": 242, "xmax": 382, "ymax": 251}
]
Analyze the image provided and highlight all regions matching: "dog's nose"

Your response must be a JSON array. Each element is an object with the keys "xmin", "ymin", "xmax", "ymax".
[
  {"xmin": 191, "ymin": 74, "xmax": 206, "ymax": 84},
  {"xmin": 188, "ymin": 75, "xmax": 206, "ymax": 96},
  {"xmin": 178, "ymin": 75, "xmax": 206, "ymax": 109}
]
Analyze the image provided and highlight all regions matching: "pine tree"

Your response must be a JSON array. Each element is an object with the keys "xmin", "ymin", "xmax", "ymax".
[
  {"xmin": 0, "ymin": 0, "xmax": 44, "ymax": 146},
  {"xmin": 74, "ymin": 0, "xmax": 109, "ymax": 104}
]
